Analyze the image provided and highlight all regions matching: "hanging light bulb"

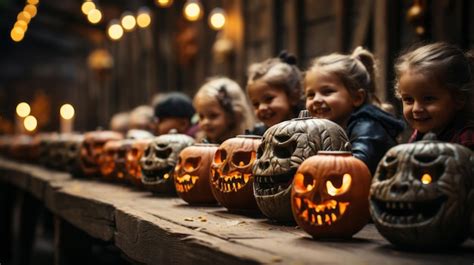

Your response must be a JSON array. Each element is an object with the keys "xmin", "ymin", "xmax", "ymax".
[
  {"xmin": 183, "ymin": 0, "xmax": 202, "ymax": 21},
  {"xmin": 87, "ymin": 8, "xmax": 102, "ymax": 24},
  {"xmin": 108, "ymin": 19, "xmax": 124, "ymax": 40},
  {"xmin": 156, "ymin": 0, "xmax": 173, "ymax": 8},
  {"xmin": 209, "ymin": 8, "xmax": 226, "ymax": 30},
  {"xmin": 81, "ymin": 1, "xmax": 96, "ymax": 15},
  {"xmin": 136, "ymin": 7, "xmax": 151, "ymax": 28},
  {"xmin": 121, "ymin": 11, "xmax": 136, "ymax": 31}
]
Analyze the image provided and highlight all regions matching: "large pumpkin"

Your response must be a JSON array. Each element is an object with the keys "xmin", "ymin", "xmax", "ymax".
[
  {"xmin": 174, "ymin": 144, "xmax": 218, "ymax": 204},
  {"xmin": 210, "ymin": 135, "xmax": 261, "ymax": 211},
  {"xmin": 370, "ymin": 136, "xmax": 474, "ymax": 249},
  {"xmin": 126, "ymin": 139, "xmax": 152, "ymax": 188},
  {"xmin": 253, "ymin": 111, "xmax": 351, "ymax": 222},
  {"xmin": 79, "ymin": 131, "xmax": 123, "ymax": 177},
  {"xmin": 140, "ymin": 133, "xmax": 195, "ymax": 194},
  {"xmin": 291, "ymin": 151, "xmax": 371, "ymax": 238}
]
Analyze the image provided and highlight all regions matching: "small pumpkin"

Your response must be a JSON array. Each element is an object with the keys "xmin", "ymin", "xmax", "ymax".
[
  {"xmin": 253, "ymin": 110, "xmax": 351, "ymax": 222},
  {"xmin": 126, "ymin": 138, "xmax": 152, "ymax": 187},
  {"xmin": 370, "ymin": 136, "xmax": 474, "ymax": 249},
  {"xmin": 99, "ymin": 140, "xmax": 122, "ymax": 180},
  {"xmin": 210, "ymin": 135, "xmax": 261, "ymax": 211},
  {"xmin": 140, "ymin": 133, "xmax": 195, "ymax": 194},
  {"xmin": 291, "ymin": 151, "xmax": 371, "ymax": 238},
  {"xmin": 174, "ymin": 143, "xmax": 218, "ymax": 204},
  {"xmin": 79, "ymin": 130, "xmax": 123, "ymax": 177},
  {"xmin": 114, "ymin": 139, "xmax": 134, "ymax": 182}
]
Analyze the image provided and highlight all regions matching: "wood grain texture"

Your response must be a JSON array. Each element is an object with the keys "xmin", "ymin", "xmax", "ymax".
[{"xmin": 1, "ymin": 158, "xmax": 473, "ymax": 265}]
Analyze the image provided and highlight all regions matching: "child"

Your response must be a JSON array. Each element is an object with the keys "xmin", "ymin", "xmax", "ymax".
[
  {"xmin": 305, "ymin": 47, "xmax": 405, "ymax": 174},
  {"xmin": 246, "ymin": 51, "xmax": 305, "ymax": 135},
  {"xmin": 395, "ymin": 42, "xmax": 474, "ymax": 149},
  {"xmin": 153, "ymin": 92, "xmax": 197, "ymax": 136},
  {"xmin": 193, "ymin": 77, "xmax": 256, "ymax": 143}
]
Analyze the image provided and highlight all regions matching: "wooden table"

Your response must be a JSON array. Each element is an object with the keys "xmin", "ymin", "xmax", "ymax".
[{"xmin": 1, "ymin": 157, "xmax": 473, "ymax": 265}]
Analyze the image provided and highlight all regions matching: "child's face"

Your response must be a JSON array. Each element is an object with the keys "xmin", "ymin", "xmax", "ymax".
[
  {"xmin": 247, "ymin": 82, "xmax": 293, "ymax": 127},
  {"xmin": 195, "ymin": 98, "xmax": 230, "ymax": 142},
  {"xmin": 156, "ymin": 117, "xmax": 189, "ymax": 135},
  {"xmin": 305, "ymin": 69, "xmax": 361, "ymax": 127},
  {"xmin": 398, "ymin": 71, "xmax": 461, "ymax": 134}
]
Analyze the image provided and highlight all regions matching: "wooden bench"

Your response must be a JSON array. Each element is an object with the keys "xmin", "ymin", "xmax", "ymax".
[{"xmin": 0, "ymin": 157, "xmax": 473, "ymax": 265}]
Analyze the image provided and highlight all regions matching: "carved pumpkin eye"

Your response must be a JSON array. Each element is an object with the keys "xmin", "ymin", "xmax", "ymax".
[
  {"xmin": 232, "ymin": 151, "xmax": 255, "ymax": 167},
  {"xmin": 412, "ymin": 154, "xmax": 443, "ymax": 184},
  {"xmin": 294, "ymin": 173, "xmax": 316, "ymax": 193},
  {"xmin": 184, "ymin": 157, "xmax": 201, "ymax": 172},
  {"xmin": 214, "ymin": 149, "xmax": 227, "ymax": 164},
  {"xmin": 377, "ymin": 155, "xmax": 398, "ymax": 181},
  {"xmin": 326, "ymin": 173, "xmax": 351, "ymax": 196}
]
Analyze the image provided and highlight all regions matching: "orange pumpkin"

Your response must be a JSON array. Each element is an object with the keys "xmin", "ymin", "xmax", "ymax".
[
  {"xmin": 99, "ymin": 140, "xmax": 122, "ymax": 180},
  {"xmin": 126, "ymin": 139, "xmax": 152, "ymax": 187},
  {"xmin": 210, "ymin": 135, "xmax": 261, "ymax": 211},
  {"xmin": 79, "ymin": 131, "xmax": 123, "ymax": 177},
  {"xmin": 174, "ymin": 144, "xmax": 218, "ymax": 204},
  {"xmin": 291, "ymin": 151, "xmax": 371, "ymax": 238}
]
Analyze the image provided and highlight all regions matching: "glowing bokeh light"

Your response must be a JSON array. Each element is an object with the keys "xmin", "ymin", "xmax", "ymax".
[
  {"xmin": 81, "ymin": 1, "xmax": 96, "ymax": 15},
  {"xmin": 209, "ymin": 8, "xmax": 226, "ymax": 30},
  {"xmin": 60, "ymin": 104, "xmax": 75, "ymax": 120},
  {"xmin": 121, "ymin": 12, "xmax": 136, "ymax": 31},
  {"xmin": 108, "ymin": 20, "xmax": 124, "ymax": 40},
  {"xmin": 183, "ymin": 0, "xmax": 202, "ymax": 21},
  {"xmin": 87, "ymin": 8, "xmax": 102, "ymax": 24},
  {"xmin": 16, "ymin": 102, "xmax": 31, "ymax": 118},
  {"xmin": 24, "ymin": 115, "xmax": 37, "ymax": 132},
  {"xmin": 137, "ymin": 8, "xmax": 151, "ymax": 28}
]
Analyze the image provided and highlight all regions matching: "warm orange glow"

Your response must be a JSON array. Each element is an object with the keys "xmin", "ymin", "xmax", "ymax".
[
  {"xmin": 18, "ymin": 11, "xmax": 32, "ymax": 23},
  {"xmin": 136, "ymin": 8, "xmax": 151, "ymax": 28},
  {"xmin": 24, "ymin": 4, "xmax": 37, "ymax": 18},
  {"xmin": 24, "ymin": 115, "xmax": 37, "ymax": 131},
  {"xmin": 156, "ymin": 0, "xmax": 173, "ymax": 7},
  {"xmin": 87, "ymin": 8, "xmax": 102, "ymax": 24},
  {"xmin": 27, "ymin": 0, "xmax": 39, "ymax": 5},
  {"xmin": 326, "ymin": 173, "xmax": 352, "ymax": 196},
  {"xmin": 209, "ymin": 8, "xmax": 226, "ymax": 30},
  {"xmin": 121, "ymin": 12, "xmax": 136, "ymax": 31},
  {"xmin": 421, "ymin": 173, "xmax": 432, "ymax": 184},
  {"xmin": 11, "ymin": 27, "xmax": 25, "ymax": 42},
  {"xmin": 16, "ymin": 102, "xmax": 31, "ymax": 117},
  {"xmin": 81, "ymin": 1, "xmax": 96, "ymax": 15},
  {"xmin": 14, "ymin": 20, "xmax": 28, "ymax": 32},
  {"xmin": 183, "ymin": 0, "xmax": 202, "ymax": 21}
]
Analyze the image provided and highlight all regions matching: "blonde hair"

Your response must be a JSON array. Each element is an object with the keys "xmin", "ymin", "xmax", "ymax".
[
  {"xmin": 395, "ymin": 42, "xmax": 474, "ymax": 117},
  {"xmin": 247, "ymin": 52, "xmax": 305, "ymax": 115},
  {"xmin": 194, "ymin": 77, "xmax": 256, "ymax": 140},
  {"xmin": 307, "ymin": 46, "xmax": 383, "ymax": 106}
]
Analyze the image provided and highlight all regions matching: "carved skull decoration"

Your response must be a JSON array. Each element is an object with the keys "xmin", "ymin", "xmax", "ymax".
[
  {"xmin": 291, "ymin": 151, "xmax": 371, "ymax": 238},
  {"xmin": 140, "ymin": 133, "xmax": 195, "ymax": 193},
  {"xmin": 210, "ymin": 135, "xmax": 261, "ymax": 211},
  {"xmin": 99, "ymin": 140, "xmax": 122, "ymax": 180},
  {"xmin": 174, "ymin": 143, "xmax": 218, "ymax": 204},
  {"xmin": 253, "ymin": 110, "xmax": 351, "ymax": 222},
  {"xmin": 125, "ymin": 139, "xmax": 152, "ymax": 187},
  {"xmin": 370, "ymin": 138, "xmax": 474, "ymax": 249},
  {"xmin": 79, "ymin": 131, "xmax": 123, "ymax": 177}
]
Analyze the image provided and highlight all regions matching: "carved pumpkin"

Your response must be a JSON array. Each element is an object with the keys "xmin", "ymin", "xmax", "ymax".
[
  {"xmin": 253, "ymin": 110, "xmax": 351, "ymax": 222},
  {"xmin": 79, "ymin": 131, "xmax": 123, "ymax": 177},
  {"xmin": 370, "ymin": 137, "xmax": 474, "ymax": 249},
  {"xmin": 210, "ymin": 135, "xmax": 261, "ymax": 211},
  {"xmin": 174, "ymin": 143, "xmax": 218, "ymax": 204},
  {"xmin": 115, "ymin": 139, "xmax": 134, "ymax": 182},
  {"xmin": 99, "ymin": 140, "xmax": 122, "ymax": 180},
  {"xmin": 291, "ymin": 151, "xmax": 371, "ymax": 238},
  {"xmin": 140, "ymin": 133, "xmax": 195, "ymax": 193},
  {"xmin": 126, "ymin": 139, "xmax": 152, "ymax": 187}
]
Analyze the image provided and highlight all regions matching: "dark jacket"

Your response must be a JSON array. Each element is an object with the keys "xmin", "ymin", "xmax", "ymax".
[{"xmin": 347, "ymin": 104, "xmax": 405, "ymax": 175}]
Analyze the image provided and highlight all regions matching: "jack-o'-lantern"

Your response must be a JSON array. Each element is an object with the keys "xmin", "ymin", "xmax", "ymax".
[
  {"xmin": 126, "ymin": 139, "xmax": 152, "ymax": 187},
  {"xmin": 210, "ymin": 135, "xmax": 261, "ymax": 211},
  {"xmin": 79, "ymin": 130, "xmax": 123, "ymax": 177},
  {"xmin": 99, "ymin": 140, "xmax": 122, "ymax": 180},
  {"xmin": 115, "ymin": 139, "xmax": 134, "ymax": 181},
  {"xmin": 291, "ymin": 151, "xmax": 371, "ymax": 238},
  {"xmin": 140, "ymin": 133, "xmax": 195, "ymax": 193},
  {"xmin": 174, "ymin": 143, "xmax": 218, "ymax": 204},
  {"xmin": 253, "ymin": 110, "xmax": 351, "ymax": 222},
  {"xmin": 370, "ymin": 135, "xmax": 474, "ymax": 249}
]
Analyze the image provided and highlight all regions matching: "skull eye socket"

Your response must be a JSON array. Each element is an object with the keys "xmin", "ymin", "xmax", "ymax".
[
  {"xmin": 294, "ymin": 173, "xmax": 316, "ymax": 193},
  {"xmin": 256, "ymin": 144, "xmax": 264, "ymax": 159},
  {"xmin": 275, "ymin": 134, "xmax": 291, "ymax": 143},
  {"xmin": 326, "ymin": 174, "xmax": 351, "ymax": 196},
  {"xmin": 232, "ymin": 151, "xmax": 255, "ymax": 167},
  {"xmin": 155, "ymin": 148, "xmax": 172, "ymax": 159},
  {"xmin": 413, "ymin": 163, "xmax": 444, "ymax": 185},
  {"xmin": 214, "ymin": 149, "xmax": 227, "ymax": 164},
  {"xmin": 377, "ymin": 155, "xmax": 398, "ymax": 181},
  {"xmin": 143, "ymin": 147, "xmax": 151, "ymax": 157},
  {"xmin": 184, "ymin": 157, "xmax": 201, "ymax": 172},
  {"xmin": 413, "ymin": 154, "xmax": 437, "ymax": 164}
]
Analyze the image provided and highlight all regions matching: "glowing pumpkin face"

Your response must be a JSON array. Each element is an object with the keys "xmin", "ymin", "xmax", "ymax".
[
  {"xmin": 370, "ymin": 138, "xmax": 474, "ymax": 249},
  {"xmin": 291, "ymin": 151, "xmax": 371, "ymax": 238},
  {"xmin": 174, "ymin": 144, "xmax": 218, "ymax": 204},
  {"xmin": 99, "ymin": 140, "xmax": 121, "ymax": 179},
  {"xmin": 210, "ymin": 135, "xmax": 261, "ymax": 211},
  {"xmin": 253, "ymin": 110, "xmax": 351, "ymax": 222},
  {"xmin": 79, "ymin": 131, "xmax": 123, "ymax": 177},
  {"xmin": 140, "ymin": 133, "xmax": 195, "ymax": 193},
  {"xmin": 126, "ymin": 139, "xmax": 152, "ymax": 187}
]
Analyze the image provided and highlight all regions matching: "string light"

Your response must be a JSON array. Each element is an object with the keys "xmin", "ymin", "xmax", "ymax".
[
  {"xmin": 87, "ymin": 8, "xmax": 102, "ymax": 24},
  {"xmin": 10, "ymin": 0, "xmax": 38, "ymax": 43},
  {"xmin": 17, "ymin": 11, "xmax": 31, "ymax": 23},
  {"xmin": 27, "ymin": 0, "xmax": 39, "ymax": 4},
  {"xmin": 24, "ymin": 115, "xmax": 37, "ymax": 132},
  {"xmin": 108, "ymin": 20, "xmax": 124, "ymax": 40},
  {"xmin": 60, "ymin": 104, "xmax": 75, "ymax": 120},
  {"xmin": 209, "ymin": 8, "xmax": 226, "ymax": 30},
  {"xmin": 121, "ymin": 12, "xmax": 136, "ymax": 31},
  {"xmin": 136, "ymin": 7, "xmax": 151, "ymax": 28},
  {"xmin": 24, "ymin": 4, "xmax": 37, "ymax": 18},
  {"xmin": 81, "ymin": 1, "xmax": 96, "ymax": 15},
  {"xmin": 14, "ymin": 20, "xmax": 28, "ymax": 32},
  {"xmin": 10, "ymin": 28, "xmax": 25, "ymax": 42},
  {"xmin": 183, "ymin": 0, "xmax": 202, "ymax": 21},
  {"xmin": 156, "ymin": 0, "xmax": 173, "ymax": 8}
]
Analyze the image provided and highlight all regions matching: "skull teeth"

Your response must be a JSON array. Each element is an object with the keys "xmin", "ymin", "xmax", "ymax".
[
  {"xmin": 294, "ymin": 198, "xmax": 349, "ymax": 226},
  {"xmin": 175, "ymin": 174, "xmax": 199, "ymax": 193},
  {"xmin": 211, "ymin": 171, "xmax": 251, "ymax": 193}
]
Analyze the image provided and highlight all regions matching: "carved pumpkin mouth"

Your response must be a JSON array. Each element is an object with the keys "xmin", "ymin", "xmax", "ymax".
[
  {"xmin": 370, "ymin": 196, "xmax": 446, "ymax": 226},
  {"xmin": 211, "ymin": 170, "xmax": 251, "ymax": 193},
  {"xmin": 254, "ymin": 169, "xmax": 296, "ymax": 196},
  {"xmin": 175, "ymin": 174, "xmax": 199, "ymax": 192},
  {"xmin": 293, "ymin": 197, "xmax": 349, "ymax": 226},
  {"xmin": 142, "ymin": 166, "xmax": 173, "ymax": 184}
]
